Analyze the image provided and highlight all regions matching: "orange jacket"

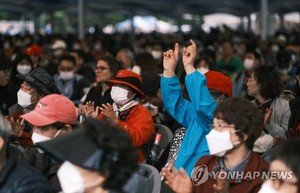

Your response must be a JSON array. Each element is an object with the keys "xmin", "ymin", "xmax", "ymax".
[{"xmin": 98, "ymin": 104, "xmax": 155, "ymax": 162}]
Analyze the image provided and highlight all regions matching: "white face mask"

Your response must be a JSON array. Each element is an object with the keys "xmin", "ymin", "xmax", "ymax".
[
  {"xmin": 197, "ymin": 67, "xmax": 209, "ymax": 74},
  {"xmin": 17, "ymin": 89, "xmax": 32, "ymax": 108},
  {"xmin": 258, "ymin": 181, "xmax": 278, "ymax": 193},
  {"xmin": 111, "ymin": 86, "xmax": 131, "ymax": 105},
  {"xmin": 151, "ymin": 50, "xmax": 162, "ymax": 60},
  {"xmin": 277, "ymin": 65, "xmax": 292, "ymax": 75},
  {"xmin": 206, "ymin": 129, "xmax": 240, "ymax": 157},
  {"xmin": 17, "ymin": 65, "xmax": 32, "ymax": 75},
  {"xmin": 58, "ymin": 161, "xmax": 85, "ymax": 193},
  {"xmin": 31, "ymin": 132, "xmax": 52, "ymax": 144},
  {"xmin": 60, "ymin": 71, "xmax": 74, "ymax": 81},
  {"xmin": 31, "ymin": 132, "xmax": 52, "ymax": 153},
  {"xmin": 271, "ymin": 44, "xmax": 279, "ymax": 54},
  {"xmin": 243, "ymin": 58, "xmax": 254, "ymax": 70},
  {"xmin": 53, "ymin": 49, "xmax": 63, "ymax": 58}
]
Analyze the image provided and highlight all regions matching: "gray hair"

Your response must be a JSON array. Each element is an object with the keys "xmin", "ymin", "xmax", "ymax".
[
  {"xmin": 119, "ymin": 48, "xmax": 135, "ymax": 61},
  {"xmin": 0, "ymin": 113, "xmax": 12, "ymax": 145}
]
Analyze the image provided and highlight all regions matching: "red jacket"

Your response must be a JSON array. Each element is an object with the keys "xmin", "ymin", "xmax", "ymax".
[
  {"xmin": 98, "ymin": 104, "xmax": 155, "ymax": 163},
  {"xmin": 192, "ymin": 152, "xmax": 269, "ymax": 193}
]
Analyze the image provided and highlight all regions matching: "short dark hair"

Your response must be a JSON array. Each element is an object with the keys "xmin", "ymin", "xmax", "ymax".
[
  {"xmin": 85, "ymin": 119, "xmax": 138, "ymax": 190},
  {"xmin": 97, "ymin": 56, "xmax": 121, "ymax": 78},
  {"xmin": 141, "ymin": 72, "xmax": 161, "ymax": 97},
  {"xmin": 254, "ymin": 65, "xmax": 283, "ymax": 99},
  {"xmin": 0, "ymin": 56, "xmax": 12, "ymax": 71},
  {"xmin": 70, "ymin": 49, "xmax": 87, "ymax": 62},
  {"xmin": 214, "ymin": 97, "xmax": 263, "ymax": 150},
  {"xmin": 272, "ymin": 139, "xmax": 300, "ymax": 191},
  {"xmin": 246, "ymin": 49, "xmax": 262, "ymax": 61},
  {"xmin": 58, "ymin": 55, "xmax": 76, "ymax": 67},
  {"xmin": 194, "ymin": 55, "xmax": 215, "ymax": 70}
]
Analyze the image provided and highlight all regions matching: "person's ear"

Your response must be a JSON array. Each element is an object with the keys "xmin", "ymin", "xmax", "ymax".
[
  {"xmin": 61, "ymin": 125, "xmax": 73, "ymax": 134},
  {"xmin": 241, "ymin": 133, "xmax": 248, "ymax": 143},
  {"xmin": 31, "ymin": 93, "xmax": 44, "ymax": 104}
]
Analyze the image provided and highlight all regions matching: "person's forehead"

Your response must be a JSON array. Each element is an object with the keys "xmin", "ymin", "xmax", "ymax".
[
  {"xmin": 270, "ymin": 160, "xmax": 290, "ymax": 171},
  {"xmin": 59, "ymin": 60, "xmax": 74, "ymax": 67},
  {"xmin": 114, "ymin": 83, "xmax": 130, "ymax": 90},
  {"xmin": 23, "ymin": 81, "xmax": 38, "ymax": 91},
  {"xmin": 246, "ymin": 53, "xmax": 255, "ymax": 58},
  {"xmin": 97, "ymin": 60, "xmax": 109, "ymax": 67}
]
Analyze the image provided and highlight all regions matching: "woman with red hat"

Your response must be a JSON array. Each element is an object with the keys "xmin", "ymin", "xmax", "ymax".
[{"xmin": 85, "ymin": 69, "xmax": 155, "ymax": 163}]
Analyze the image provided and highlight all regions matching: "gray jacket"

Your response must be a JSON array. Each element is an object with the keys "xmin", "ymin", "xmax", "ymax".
[{"xmin": 253, "ymin": 97, "xmax": 291, "ymax": 153}]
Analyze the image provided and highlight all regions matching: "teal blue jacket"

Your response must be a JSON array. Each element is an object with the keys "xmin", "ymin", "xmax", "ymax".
[{"xmin": 161, "ymin": 71, "xmax": 217, "ymax": 176}]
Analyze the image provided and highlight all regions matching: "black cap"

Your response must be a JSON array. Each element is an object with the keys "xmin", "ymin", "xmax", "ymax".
[
  {"xmin": 141, "ymin": 72, "xmax": 161, "ymax": 97},
  {"xmin": 23, "ymin": 67, "xmax": 55, "ymax": 95}
]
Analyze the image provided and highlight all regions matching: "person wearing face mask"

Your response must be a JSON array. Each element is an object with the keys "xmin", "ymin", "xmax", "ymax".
[
  {"xmin": 194, "ymin": 55, "xmax": 215, "ymax": 75},
  {"xmin": 36, "ymin": 118, "xmax": 138, "ymax": 193},
  {"xmin": 276, "ymin": 49, "xmax": 297, "ymax": 91},
  {"xmin": 19, "ymin": 94, "xmax": 78, "ymax": 192},
  {"xmin": 54, "ymin": 54, "xmax": 90, "ymax": 106},
  {"xmin": 258, "ymin": 139, "xmax": 300, "ymax": 193},
  {"xmin": 7, "ymin": 67, "xmax": 56, "ymax": 148},
  {"xmin": 0, "ymin": 113, "xmax": 53, "ymax": 193},
  {"xmin": 90, "ymin": 70, "xmax": 155, "ymax": 163},
  {"xmin": 135, "ymin": 52, "xmax": 160, "ymax": 74},
  {"xmin": 25, "ymin": 44, "xmax": 42, "ymax": 68},
  {"xmin": 233, "ymin": 49, "xmax": 262, "ymax": 97},
  {"xmin": 11, "ymin": 54, "xmax": 34, "ymax": 88},
  {"xmin": 162, "ymin": 97, "xmax": 269, "ymax": 193}
]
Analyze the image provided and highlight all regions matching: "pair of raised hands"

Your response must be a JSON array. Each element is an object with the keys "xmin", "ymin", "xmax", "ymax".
[
  {"xmin": 78, "ymin": 101, "xmax": 118, "ymax": 123},
  {"xmin": 163, "ymin": 39, "xmax": 197, "ymax": 77}
]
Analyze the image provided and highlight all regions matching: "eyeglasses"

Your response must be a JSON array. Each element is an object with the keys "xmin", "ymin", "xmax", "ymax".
[{"xmin": 95, "ymin": 66, "xmax": 109, "ymax": 71}]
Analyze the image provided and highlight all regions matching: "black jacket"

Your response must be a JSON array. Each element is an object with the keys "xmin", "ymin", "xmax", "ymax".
[
  {"xmin": 84, "ymin": 84, "xmax": 113, "ymax": 107},
  {"xmin": 0, "ymin": 156, "xmax": 53, "ymax": 193},
  {"xmin": 20, "ymin": 147, "xmax": 61, "ymax": 192}
]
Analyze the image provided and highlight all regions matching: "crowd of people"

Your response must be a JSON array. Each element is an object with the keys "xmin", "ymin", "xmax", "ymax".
[{"xmin": 0, "ymin": 27, "xmax": 300, "ymax": 193}]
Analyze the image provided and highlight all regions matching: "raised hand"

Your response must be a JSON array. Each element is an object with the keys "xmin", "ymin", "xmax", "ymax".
[
  {"xmin": 264, "ymin": 108, "xmax": 272, "ymax": 126},
  {"xmin": 182, "ymin": 39, "xmax": 197, "ymax": 74},
  {"xmin": 161, "ymin": 164, "xmax": 193, "ymax": 193},
  {"xmin": 213, "ymin": 171, "xmax": 229, "ymax": 193},
  {"xmin": 7, "ymin": 116, "xmax": 23, "ymax": 137},
  {"xmin": 100, "ymin": 103, "xmax": 118, "ymax": 123},
  {"xmin": 163, "ymin": 43, "xmax": 179, "ymax": 77},
  {"xmin": 82, "ymin": 101, "xmax": 100, "ymax": 118}
]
